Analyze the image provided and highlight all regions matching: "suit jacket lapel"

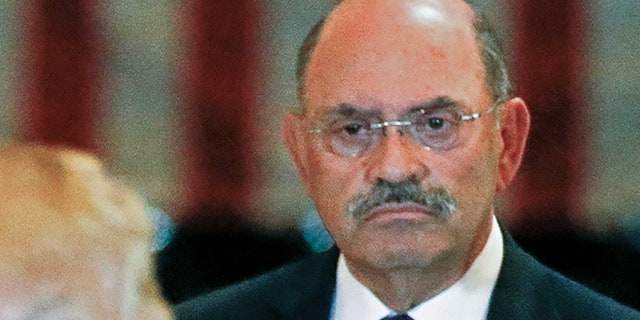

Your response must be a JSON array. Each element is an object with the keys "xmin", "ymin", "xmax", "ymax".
[{"xmin": 487, "ymin": 234, "xmax": 560, "ymax": 320}]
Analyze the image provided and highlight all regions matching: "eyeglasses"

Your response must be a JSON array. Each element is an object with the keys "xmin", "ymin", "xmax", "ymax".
[{"xmin": 307, "ymin": 100, "xmax": 502, "ymax": 158}]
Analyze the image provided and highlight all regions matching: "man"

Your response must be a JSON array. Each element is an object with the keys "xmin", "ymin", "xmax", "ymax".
[
  {"xmin": 175, "ymin": 0, "xmax": 640, "ymax": 319},
  {"xmin": 0, "ymin": 145, "xmax": 172, "ymax": 319}
]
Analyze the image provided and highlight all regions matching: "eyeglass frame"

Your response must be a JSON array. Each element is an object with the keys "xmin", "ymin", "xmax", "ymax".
[{"xmin": 305, "ymin": 97, "xmax": 506, "ymax": 157}]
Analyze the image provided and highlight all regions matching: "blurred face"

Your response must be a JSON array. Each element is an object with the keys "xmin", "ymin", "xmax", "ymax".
[{"xmin": 284, "ymin": 0, "xmax": 528, "ymax": 277}]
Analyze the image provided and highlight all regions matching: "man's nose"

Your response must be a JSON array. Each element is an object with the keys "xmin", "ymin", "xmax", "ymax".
[{"xmin": 363, "ymin": 127, "xmax": 429, "ymax": 184}]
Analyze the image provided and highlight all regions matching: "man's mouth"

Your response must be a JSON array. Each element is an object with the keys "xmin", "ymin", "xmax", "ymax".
[{"xmin": 363, "ymin": 202, "xmax": 440, "ymax": 223}]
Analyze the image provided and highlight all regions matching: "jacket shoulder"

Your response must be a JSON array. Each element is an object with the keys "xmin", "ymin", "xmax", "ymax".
[
  {"xmin": 489, "ymin": 236, "xmax": 640, "ymax": 319},
  {"xmin": 544, "ymin": 269, "xmax": 640, "ymax": 319}
]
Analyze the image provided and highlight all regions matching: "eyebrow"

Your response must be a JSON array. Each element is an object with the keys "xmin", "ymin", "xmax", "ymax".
[
  {"xmin": 323, "ymin": 103, "xmax": 384, "ymax": 120},
  {"xmin": 408, "ymin": 96, "xmax": 466, "ymax": 113},
  {"xmin": 320, "ymin": 96, "xmax": 467, "ymax": 120}
]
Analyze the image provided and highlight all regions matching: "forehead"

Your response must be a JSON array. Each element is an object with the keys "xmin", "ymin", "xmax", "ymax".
[{"xmin": 303, "ymin": 0, "xmax": 488, "ymax": 116}]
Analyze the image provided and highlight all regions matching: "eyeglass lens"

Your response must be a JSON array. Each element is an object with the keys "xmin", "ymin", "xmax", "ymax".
[{"xmin": 323, "ymin": 108, "xmax": 468, "ymax": 157}]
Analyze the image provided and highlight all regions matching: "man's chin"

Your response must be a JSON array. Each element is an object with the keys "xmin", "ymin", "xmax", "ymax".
[{"xmin": 342, "ymin": 230, "xmax": 453, "ymax": 270}]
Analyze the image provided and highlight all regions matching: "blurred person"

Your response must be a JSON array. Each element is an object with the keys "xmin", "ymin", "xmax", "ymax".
[
  {"xmin": 175, "ymin": 0, "xmax": 640, "ymax": 319},
  {"xmin": 0, "ymin": 144, "xmax": 172, "ymax": 320}
]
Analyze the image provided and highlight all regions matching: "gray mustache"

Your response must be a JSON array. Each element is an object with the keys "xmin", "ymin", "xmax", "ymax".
[{"xmin": 348, "ymin": 178, "xmax": 458, "ymax": 221}]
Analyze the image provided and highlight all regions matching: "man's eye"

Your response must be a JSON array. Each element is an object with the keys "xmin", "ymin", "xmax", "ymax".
[
  {"xmin": 329, "ymin": 120, "xmax": 370, "ymax": 136},
  {"xmin": 343, "ymin": 123, "xmax": 365, "ymax": 135},
  {"xmin": 427, "ymin": 117, "xmax": 447, "ymax": 131},
  {"xmin": 420, "ymin": 112, "xmax": 457, "ymax": 132}
]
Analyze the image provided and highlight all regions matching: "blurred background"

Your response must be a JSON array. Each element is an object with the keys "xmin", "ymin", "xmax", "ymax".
[{"xmin": 0, "ymin": 0, "xmax": 638, "ymax": 308}]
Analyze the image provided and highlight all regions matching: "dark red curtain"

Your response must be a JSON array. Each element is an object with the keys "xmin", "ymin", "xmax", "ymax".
[
  {"xmin": 22, "ymin": 0, "xmax": 102, "ymax": 152},
  {"xmin": 179, "ymin": 0, "xmax": 262, "ymax": 224},
  {"xmin": 508, "ymin": 1, "xmax": 587, "ymax": 235}
]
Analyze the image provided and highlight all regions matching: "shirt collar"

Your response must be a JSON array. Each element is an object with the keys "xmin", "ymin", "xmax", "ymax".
[{"xmin": 331, "ymin": 215, "xmax": 504, "ymax": 320}]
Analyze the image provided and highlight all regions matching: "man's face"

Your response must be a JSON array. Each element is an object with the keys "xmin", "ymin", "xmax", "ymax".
[{"xmin": 286, "ymin": 0, "xmax": 509, "ymax": 273}]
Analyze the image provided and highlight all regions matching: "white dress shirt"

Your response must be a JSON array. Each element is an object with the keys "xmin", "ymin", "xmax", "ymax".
[{"xmin": 330, "ymin": 216, "xmax": 504, "ymax": 320}]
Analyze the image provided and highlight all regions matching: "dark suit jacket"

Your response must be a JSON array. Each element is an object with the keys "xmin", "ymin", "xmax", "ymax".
[{"xmin": 174, "ymin": 235, "xmax": 640, "ymax": 319}]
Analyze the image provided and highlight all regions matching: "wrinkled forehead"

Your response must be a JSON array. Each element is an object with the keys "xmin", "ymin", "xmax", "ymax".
[{"xmin": 303, "ymin": 0, "xmax": 486, "ymax": 116}]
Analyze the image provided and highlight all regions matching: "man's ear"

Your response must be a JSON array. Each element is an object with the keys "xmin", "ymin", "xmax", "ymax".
[
  {"xmin": 282, "ymin": 112, "xmax": 312, "ymax": 192},
  {"xmin": 496, "ymin": 97, "xmax": 530, "ymax": 191}
]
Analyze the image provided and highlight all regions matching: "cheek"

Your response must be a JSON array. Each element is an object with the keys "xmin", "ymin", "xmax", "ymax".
[
  {"xmin": 306, "ymin": 154, "xmax": 364, "ymax": 222},
  {"xmin": 436, "ymin": 136, "xmax": 501, "ymax": 211}
]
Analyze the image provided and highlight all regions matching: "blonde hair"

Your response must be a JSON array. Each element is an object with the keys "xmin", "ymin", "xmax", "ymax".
[{"xmin": 0, "ymin": 144, "xmax": 172, "ymax": 319}]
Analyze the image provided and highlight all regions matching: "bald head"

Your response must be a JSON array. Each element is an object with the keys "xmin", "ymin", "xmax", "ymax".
[{"xmin": 296, "ymin": 0, "xmax": 511, "ymax": 109}]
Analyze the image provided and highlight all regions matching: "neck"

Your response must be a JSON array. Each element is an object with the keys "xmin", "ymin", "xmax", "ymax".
[{"xmin": 346, "ymin": 254, "xmax": 468, "ymax": 312}]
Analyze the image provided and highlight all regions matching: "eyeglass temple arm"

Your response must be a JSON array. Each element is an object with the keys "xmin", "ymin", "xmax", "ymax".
[{"xmin": 460, "ymin": 99, "xmax": 504, "ymax": 122}]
